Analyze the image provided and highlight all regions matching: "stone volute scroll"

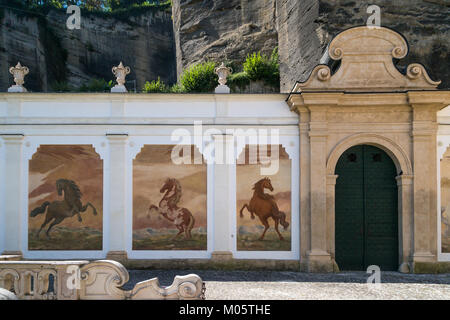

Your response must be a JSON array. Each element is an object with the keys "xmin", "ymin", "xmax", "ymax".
[
  {"xmin": 215, "ymin": 62, "xmax": 232, "ymax": 93},
  {"xmin": 8, "ymin": 62, "xmax": 29, "ymax": 93},
  {"xmin": 291, "ymin": 26, "xmax": 441, "ymax": 93},
  {"xmin": 0, "ymin": 260, "xmax": 205, "ymax": 300},
  {"xmin": 111, "ymin": 62, "xmax": 131, "ymax": 93}
]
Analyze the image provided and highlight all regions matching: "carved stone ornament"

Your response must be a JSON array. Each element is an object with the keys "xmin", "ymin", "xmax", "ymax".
[
  {"xmin": 0, "ymin": 260, "xmax": 205, "ymax": 300},
  {"xmin": 292, "ymin": 26, "xmax": 441, "ymax": 92},
  {"xmin": 111, "ymin": 62, "xmax": 131, "ymax": 93},
  {"xmin": 215, "ymin": 62, "xmax": 232, "ymax": 86},
  {"xmin": 215, "ymin": 62, "xmax": 232, "ymax": 93},
  {"xmin": 8, "ymin": 62, "xmax": 29, "ymax": 93}
]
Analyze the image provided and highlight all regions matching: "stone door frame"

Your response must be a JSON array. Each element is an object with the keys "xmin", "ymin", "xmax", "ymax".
[
  {"xmin": 326, "ymin": 133, "xmax": 413, "ymax": 272},
  {"xmin": 287, "ymin": 26, "xmax": 450, "ymax": 272}
]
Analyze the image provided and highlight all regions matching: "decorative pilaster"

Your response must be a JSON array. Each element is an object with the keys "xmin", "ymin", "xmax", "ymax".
[
  {"xmin": 411, "ymin": 102, "xmax": 439, "ymax": 263},
  {"xmin": 1, "ymin": 135, "xmax": 24, "ymax": 256},
  {"xmin": 298, "ymin": 118, "xmax": 311, "ymax": 270},
  {"xmin": 306, "ymin": 106, "xmax": 333, "ymax": 272},
  {"xmin": 396, "ymin": 174, "xmax": 414, "ymax": 273},
  {"xmin": 106, "ymin": 134, "xmax": 128, "ymax": 263},
  {"xmin": 326, "ymin": 174, "xmax": 338, "ymax": 262},
  {"xmin": 211, "ymin": 134, "xmax": 233, "ymax": 260}
]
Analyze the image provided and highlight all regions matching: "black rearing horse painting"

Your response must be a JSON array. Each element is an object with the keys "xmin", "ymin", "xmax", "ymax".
[{"xmin": 30, "ymin": 178, "xmax": 98, "ymax": 238}]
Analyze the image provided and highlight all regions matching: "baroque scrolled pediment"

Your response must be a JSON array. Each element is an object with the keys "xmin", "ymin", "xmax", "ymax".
[{"xmin": 293, "ymin": 26, "xmax": 441, "ymax": 92}]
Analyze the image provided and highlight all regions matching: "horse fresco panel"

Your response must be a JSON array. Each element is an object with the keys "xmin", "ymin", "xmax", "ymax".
[
  {"xmin": 236, "ymin": 145, "xmax": 291, "ymax": 251},
  {"xmin": 132, "ymin": 145, "xmax": 207, "ymax": 250},
  {"xmin": 28, "ymin": 145, "xmax": 103, "ymax": 250},
  {"xmin": 440, "ymin": 147, "xmax": 450, "ymax": 253}
]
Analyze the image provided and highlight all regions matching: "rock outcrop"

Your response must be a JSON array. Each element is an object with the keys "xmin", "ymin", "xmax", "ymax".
[
  {"xmin": 0, "ymin": 6, "xmax": 176, "ymax": 92},
  {"xmin": 276, "ymin": 0, "xmax": 323, "ymax": 92},
  {"xmin": 174, "ymin": 0, "xmax": 450, "ymax": 92},
  {"xmin": 314, "ymin": 0, "xmax": 450, "ymax": 91},
  {"xmin": 0, "ymin": 1, "xmax": 448, "ymax": 93},
  {"xmin": 172, "ymin": 0, "xmax": 278, "ymax": 79}
]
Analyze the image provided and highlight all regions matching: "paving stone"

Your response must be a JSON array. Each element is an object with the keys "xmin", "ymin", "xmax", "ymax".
[{"xmin": 127, "ymin": 270, "xmax": 450, "ymax": 300}]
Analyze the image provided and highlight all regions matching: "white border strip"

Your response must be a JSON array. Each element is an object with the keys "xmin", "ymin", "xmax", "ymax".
[
  {"xmin": 437, "ymin": 135, "xmax": 450, "ymax": 261},
  {"xmin": 0, "ymin": 140, "xmax": 5, "ymax": 254},
  {"xmin": 126, "ymin": 136, "xmax": 212, "ymax": 259},
  {"xmin": 231, "ymin": 134, "xmax": 300, "ymax": 260}
]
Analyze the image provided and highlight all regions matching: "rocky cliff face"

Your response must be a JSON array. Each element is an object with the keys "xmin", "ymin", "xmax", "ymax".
[
  {"xmin": 314, "ymin": 0, "xmax": 450, "ymax": 90},
  {"xmin": 276, "ymin": 0, "xmax": 323, "ymax": 92},
  {"xmin": 172, "ymin": 0, "xmax": 278, "ymax": 79},
  {"xmin": 174, "ymin": 0, "xmax": 450, "ymax": 92},
  {"xmin": 0, "ymin": 6, "xmax": 176, "ymax": 92},
  {"xmin": 0, "ymin": 1, "xmax": 448, "ymax": 93}
]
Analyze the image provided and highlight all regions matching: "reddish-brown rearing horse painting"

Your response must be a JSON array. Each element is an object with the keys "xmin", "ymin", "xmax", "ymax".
[{"xmin": 240, "ymin": 177, "xmax": 289, "ymax": 240}]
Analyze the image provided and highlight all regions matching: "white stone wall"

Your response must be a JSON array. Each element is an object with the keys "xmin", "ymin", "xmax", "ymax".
[
  {"xmin": 0, "ymin": 93, "xmax": 300, "ymax": 261},
  {"xmin": 1, "ymin": 92, "xmax": 447, "ymax": 263},
  {"xmin": 437, "ymin": 105, "xmax": 450, "ymax": 262}
]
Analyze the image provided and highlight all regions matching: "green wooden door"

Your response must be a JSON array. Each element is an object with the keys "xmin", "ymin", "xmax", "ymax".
[{"xmin": 335, "ymin": 145, "xmax": 398, "ymax": 271}]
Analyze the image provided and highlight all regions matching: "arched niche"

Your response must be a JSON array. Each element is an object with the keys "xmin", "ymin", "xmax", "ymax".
[
  {"xmin": 28, "ymin": 144, "xmax": 103, "ymax": 251},
  {"xmin": 131, "ymin": 144, "xmax": 207, "ymax": 251}
]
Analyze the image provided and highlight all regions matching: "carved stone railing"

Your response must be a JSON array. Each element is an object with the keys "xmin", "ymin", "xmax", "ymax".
[
  {"xmin": 0, "ymin": 260, "xmax": 205, "ymax": 300},
  {"xmin": 0, "ymin": 260, "xmax": 88, "ymax": 300}
]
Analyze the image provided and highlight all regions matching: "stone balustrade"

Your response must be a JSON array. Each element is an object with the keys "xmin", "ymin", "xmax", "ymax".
[{"xmin": 0, "ymin": 260, "xmax": 205, "ymax": 300}]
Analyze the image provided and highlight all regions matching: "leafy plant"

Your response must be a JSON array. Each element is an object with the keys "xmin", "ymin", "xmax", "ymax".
[
  {"xmin": 227, "ymin": 71, "xmax": 250, "ymax": 91},
  {"xmin": 79, "ymin": 78, "xmax": 114, "ymax": 92},
  {"xmin": 169, "ymin": 83, "xmax": 185, "ymax": 93},
  {"xmin": 243, "ymin": 47, "xmax": 280, "ymax": 88},
  {"xmin": 142, "ymin": 77, "xmax": 168, "ymax": 93},
  {"xmin": 180, "ymin": 61, "xmax": 218, "ymax": 93}
]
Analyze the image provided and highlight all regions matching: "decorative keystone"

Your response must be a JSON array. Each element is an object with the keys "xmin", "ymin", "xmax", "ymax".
[
  {"xmin": 214, "ymin": 62, "xmax": 232, "ymax": 94},
  {"xmin": 111, "ymin": 62, "xmax": 131, "ymax": 93},
  {"xmin": 8, "ymin": 62, "xmax": 29, "ymax": 93}
]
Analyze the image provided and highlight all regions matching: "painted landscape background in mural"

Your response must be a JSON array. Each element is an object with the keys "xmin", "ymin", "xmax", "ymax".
[
  {"xmin": 236, "ymin": 145, "xmax": 291, "ymax": 251},
  {"xmin": 440, "ymin": 148, "xmax": 450, "ymax": 253},
  {"xmin": 28, "ymin": 145, "xmax": 103, "ymax": 250},
  {"xmin": 133, "ymin": 145, "xmax": 207, "ymax": 250}
]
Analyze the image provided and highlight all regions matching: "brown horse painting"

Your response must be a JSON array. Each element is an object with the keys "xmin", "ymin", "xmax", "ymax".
[
  {"xmin": 30, "ymin": 179, "xmax": 98, "ymax": 238},
  {"xmin": 148, "ymin": 178, "xmax": 195, "ymax": 240},
  {"xmin": 240, "ymin": 177, "xmax": 289, "ymax": 240}
]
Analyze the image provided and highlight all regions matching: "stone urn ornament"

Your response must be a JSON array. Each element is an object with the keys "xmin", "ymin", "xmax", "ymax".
[
  {"xmin": 214, "ymin": 62, "xmax": 232, "ymax": 93},
  {"xmin": 8, "ymin": 62, "xmax": 29, "ymax": 93},
  {"xmin": 111, "ymin": 62, "xmax": 131, "ymax": 93}
]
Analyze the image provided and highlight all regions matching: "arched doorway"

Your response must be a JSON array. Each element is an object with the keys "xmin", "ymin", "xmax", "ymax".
[{"xmin": 335, "ymin": 145, "xmax": 398, "ymax": 271}]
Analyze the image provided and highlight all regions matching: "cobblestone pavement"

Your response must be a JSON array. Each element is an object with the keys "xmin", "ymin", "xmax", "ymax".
[{"xmin": 127, "ymin": 270, "xmax": 450, "ymax": 300}]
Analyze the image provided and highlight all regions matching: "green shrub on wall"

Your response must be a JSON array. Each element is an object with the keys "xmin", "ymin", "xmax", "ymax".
[
  {"xmin": 243, "ymin": 47, "xmax": 280, "ymax": 89},
  {"xmin": 180, "ymin": 61, "xmax": 218, "ymax": 93},
  {"xmin": 169, "ymin": 83, "xmax": 185, "ymax": 93},
  {"xmin": 142, "ymin": 78, "xmax": 187, "ymax": 93},
  {"xmin": 142, "ymin": 77, "xmax": 168, "ymax": 93},
  {"xmin": 227, "ymin": 71, "xmax": 250, "ymax": 91}
]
